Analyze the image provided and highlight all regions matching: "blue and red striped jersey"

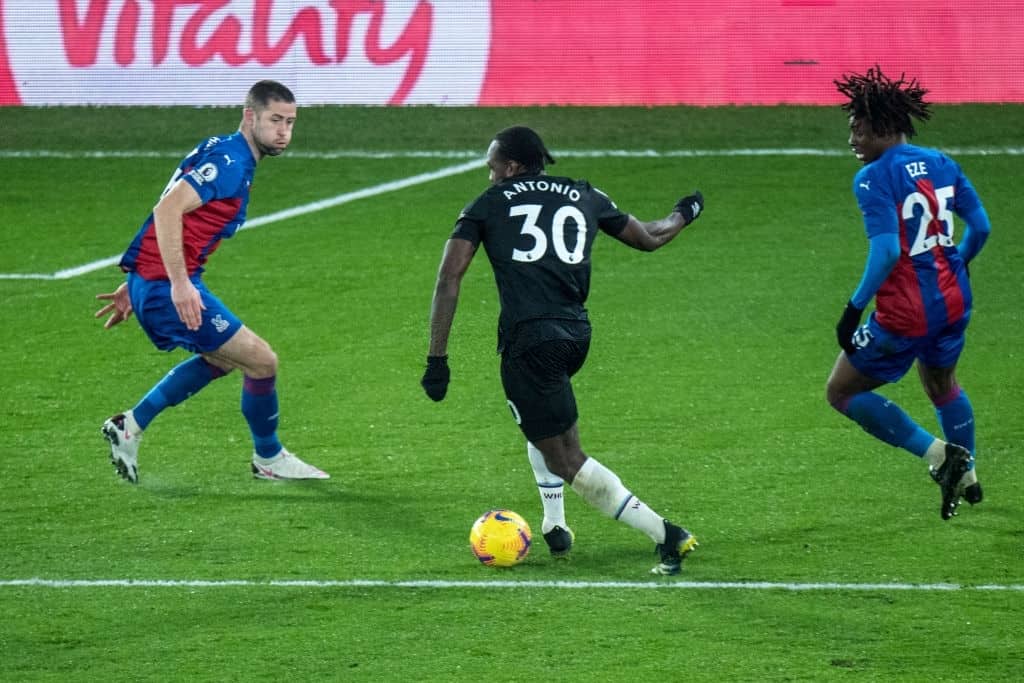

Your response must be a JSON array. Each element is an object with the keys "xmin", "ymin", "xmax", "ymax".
[
  {"xmin": 853, "ymin": 143, "xmax": 982, "ymax": 336},
  {"xmin": 119, "ymin": 132, "xmax": 256, "ymax": 280}
]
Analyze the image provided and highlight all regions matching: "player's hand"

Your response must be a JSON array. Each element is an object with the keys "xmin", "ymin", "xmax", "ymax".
[
  {"xmin": 421, "ymin": 355, "xmax": 450, "ymax": 401},
  {"xmin": 673, "ymin": 191, "xmax": 704, "ymax": 226},
  {"xmin": 94, "ymin": 282, "xmax": 134, "ymax": 329},
  {"xmin": 836, "ymin": 301, "xmax": 864, "ymax": 355},
  {"xmin": 171, "ymin": 279, "xmax": 205, "ymax": 331}
]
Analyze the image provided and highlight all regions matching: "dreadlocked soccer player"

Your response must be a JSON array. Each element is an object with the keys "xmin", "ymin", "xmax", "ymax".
[
  {"xmin": 421, "ymin": 126, "xmax": 705, "ymax": 575},
  {"xmin": 826, "ymin": 66, "xmax": 992, "ymax": 521}
]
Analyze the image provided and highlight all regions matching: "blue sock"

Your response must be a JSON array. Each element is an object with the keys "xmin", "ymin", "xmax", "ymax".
[
  {"xmin": 935, "ymin": 386, "xmax": 975, "ymax": 457},
  {"xmin": 845, "ymin": 392, "xmax": 935, "ymax": 457},
  {"xmin": 242, "ymin": 375, "xmax": 282, "ymax": 458},
  {"xmin": 132, "ymin": 356, "xmax": 226, "ymax": 430}
]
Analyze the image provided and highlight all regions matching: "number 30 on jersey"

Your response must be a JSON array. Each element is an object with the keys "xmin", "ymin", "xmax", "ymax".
[{"xmin": 509, "ymin": 203, "xmax": 589, "ymax": 264}]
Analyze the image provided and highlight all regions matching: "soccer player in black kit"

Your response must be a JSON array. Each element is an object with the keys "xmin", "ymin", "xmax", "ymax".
[{"xmin": 422, "ymin": 126, "xmax": 705, "ymax": 575}]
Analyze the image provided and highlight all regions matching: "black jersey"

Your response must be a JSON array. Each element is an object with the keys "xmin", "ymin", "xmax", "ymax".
[{"xmin": 452, "ymin": 174, "xmax": 629, "ymax": 352}]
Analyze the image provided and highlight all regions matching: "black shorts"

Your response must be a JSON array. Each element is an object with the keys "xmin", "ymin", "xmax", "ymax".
[{"xmin": 500, "ymin": 335, "xmax": 590, "ymax": 442}]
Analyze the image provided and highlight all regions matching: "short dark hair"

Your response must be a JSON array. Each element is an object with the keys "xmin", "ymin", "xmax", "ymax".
[
  {"xmin": 493, "ymin": 126, "xmax": 555, "ymax": 174},
  {"xmin": 834, "ymin": 66, "xmax": 931, "ymax": 138},
  {"xmin": 245, "ymin": 80, "xmax": 296, "ymax": 111}
]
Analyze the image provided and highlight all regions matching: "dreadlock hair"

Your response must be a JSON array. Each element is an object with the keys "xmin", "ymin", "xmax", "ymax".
[
  {"xmin": 245, "ymin": 80, "xmax": 296, "ymax": 112},
  {"xmin": 493, "ymin": 126, "xmax": 556, "ymax": 174},
  {"xmin": 835, "ymin": 66, "xmax": 932, "ymax": 138}
]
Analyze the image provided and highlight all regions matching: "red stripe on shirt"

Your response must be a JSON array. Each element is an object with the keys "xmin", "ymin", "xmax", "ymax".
[{"xmin": 875, "ymin": 216, "xmax": 928, "ymax": 336}]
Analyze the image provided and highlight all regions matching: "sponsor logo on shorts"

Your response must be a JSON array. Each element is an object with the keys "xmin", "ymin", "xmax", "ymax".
[
  {"xmin": 211, "ymin": 314, "xmax": 230, "ymax": 333},
  {"xmin": 853, "ymin": 324, "xmax": 874, "ymax": 349}
]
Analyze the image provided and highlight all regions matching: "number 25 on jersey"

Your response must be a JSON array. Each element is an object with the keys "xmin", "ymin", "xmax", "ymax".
[{"xmin": 904, "ymin": 184, "xmax": 955, "ymax": 257}]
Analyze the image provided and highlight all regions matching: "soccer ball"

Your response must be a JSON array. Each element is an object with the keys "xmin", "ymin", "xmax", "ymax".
[{"xmin": 469, "ymin": 509, "xmax": 532, "ymax": 567}]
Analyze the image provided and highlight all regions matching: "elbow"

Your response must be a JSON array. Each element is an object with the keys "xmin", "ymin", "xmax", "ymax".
[
  {"xmin": 633, "ymin": 233, "xmax": 664, "ymax": 252},
  {"xmin": 969, "ymin": 206, "xmax": 992, "ymax": 235}
]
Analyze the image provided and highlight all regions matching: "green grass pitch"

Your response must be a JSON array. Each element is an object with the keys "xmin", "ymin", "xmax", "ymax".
[{"xmin": 1, "ymin": 104, "xmax": 1022, "ymax": 681}]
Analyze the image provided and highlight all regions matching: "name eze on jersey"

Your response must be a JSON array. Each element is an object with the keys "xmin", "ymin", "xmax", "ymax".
[
  {"xmin": 502, "ymin": 179, "xmax": 582, "ymax": 202},
  {"xmin": 905, "ymin": 161, "xmax": 928, "ymax": 178}
]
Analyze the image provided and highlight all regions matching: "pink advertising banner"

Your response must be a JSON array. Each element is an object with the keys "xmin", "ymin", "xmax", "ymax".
[{"xmin": 1, "ymin": 1, "xmax": 1021, "ymax": 106}]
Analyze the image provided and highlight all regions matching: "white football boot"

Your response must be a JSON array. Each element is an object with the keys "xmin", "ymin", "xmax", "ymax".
[
  {"xmin": 101, "ymin": 412, "xmax": 141, "ymax": 484},
  {"xmin": 251, "ymin": 448, "xmax": 330, "ymax": 480}
]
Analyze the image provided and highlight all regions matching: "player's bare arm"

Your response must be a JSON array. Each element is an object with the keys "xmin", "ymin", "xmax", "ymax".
[
  {"xmin": 615, "ymin": 214, "xmax": 686, "ymax": 252},
  {"xmin": 153, "ymin": 179, "xmax": 205, "ymax": 331},
  {"xmin": 427, "ymin": 237, "xmax": 477, "ymax": 356},
  {"xmin": 614, "ymin": 191, "xmax": 704, "ymax": 252},
  {"xmin": 422, "ymin": 236, "xmax": 477, "ymax": 401}
]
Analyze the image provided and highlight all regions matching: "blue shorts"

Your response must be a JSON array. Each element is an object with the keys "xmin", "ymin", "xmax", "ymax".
[
  {"xmin": 848, "ymin": 312, "xmax": 970, "ymax": 383},
  {"xmin": 127, "ymin": 272, "xmax": 243, "ymax": 354}
]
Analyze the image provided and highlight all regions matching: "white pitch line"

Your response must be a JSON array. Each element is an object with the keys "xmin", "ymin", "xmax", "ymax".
[
  {"xmin": 0, "ymin": 158, "xmax": 484, "ymax": 281},
  {"xmin": 3, "ymin": 144, "xmax": 1021, "ymax": 281},
  {"xmin": 2, "ymin": 578, "xmax": 1023, "ymax": 591}
]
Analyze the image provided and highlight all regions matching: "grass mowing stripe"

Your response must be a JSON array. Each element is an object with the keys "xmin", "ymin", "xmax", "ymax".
[
  {"xmin": 3, "ymin": 143, "xmax": 1017, "ymax": 281},
  {"xmin": 0, "ymin": 158, "xmax": 484, "ymax": 281},
  {"xmin": 2, "ymin": 146, "xmax": 1022, "ymax": 160},
  {"xmin": 4, "ymin": 578, "xmax": 1024, "ymax": 591},
  {"xmin": 241, "ymin": 157, "xmax": 482, "ymax": 228}
]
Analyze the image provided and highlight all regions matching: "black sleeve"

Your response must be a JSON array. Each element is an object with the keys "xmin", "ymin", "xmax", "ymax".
[
  {"xmin": 583, "ymin": 180, "xmax": 630, "ymax": 236},
  {"xmin": 450, "ymin": 192, "xmax": 488, "ymax": 245}
]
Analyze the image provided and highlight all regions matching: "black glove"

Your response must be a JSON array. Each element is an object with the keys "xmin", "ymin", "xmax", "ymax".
[
  {"xmin": 835, "ymin": 301, "xmax": 864, "ymax": 355},
  {"xmin": 673, "ymin": 191, "xmax": 704, "ymax": 226},
  {"xmin": 421, "ymin": 355, "xmax": 450, "ymax": 401}
]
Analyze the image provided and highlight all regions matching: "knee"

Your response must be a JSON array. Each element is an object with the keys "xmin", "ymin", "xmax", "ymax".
[
  {"xmin": 249, "ymin": 346, "xmax": 278, "ymax": 379},
  {"xmin": 542, "ymin": 447, "xmax": 586, "ymax": 483},
  {"xmin": 561, "ymin": 449, "xmax": 588, "ymax": 483},
  {"xmin": 544, "ymin": 455, "xmax": 574, "ymax": 482},
  {"xmin": 201, "ymin": 357, "xmax": 232, "ymax": 379},
  {"xmin": 826, "ymin": 380, "xmax": 851, "ymax": 414},
  {"xmin": 924, "ymin": 380, "xmax": 960, "ymax": 406},
  {"xmin": 919, "ymin": 366, "xmax": 958, "ymax": 405}
]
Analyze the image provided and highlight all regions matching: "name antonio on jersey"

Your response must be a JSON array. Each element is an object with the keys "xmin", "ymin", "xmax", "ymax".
[{"xmin": 501, "ymin": 179, "xmax": 582, "ymax": 202}]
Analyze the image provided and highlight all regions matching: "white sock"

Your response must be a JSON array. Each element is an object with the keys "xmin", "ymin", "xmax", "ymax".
[
  {"xmin": 571, "ymin": 457, "xmax": 666, "ymax": 543},
  {"xmin": 124, "ymin": 409, "xmax": 142, "ymax": 436},
  {"xmin": 924, "ymin": 439, "xmax": 946, "ymax": 468},
  {"xmin": 618, "ymin": 497, "xmax": 667, "ymax": 544},
  {"xmin": 527, "ymin": 442, "xmax": 566, "ymax": 534},
  {"xmin": 961, "ymin": 467, "xmax": 978, "ymax": 486}
]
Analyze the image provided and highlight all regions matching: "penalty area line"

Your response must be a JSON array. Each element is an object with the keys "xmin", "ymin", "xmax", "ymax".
[{"xmin": 3, "ymin": 578, "xmax": 1023, "ymax": 592}]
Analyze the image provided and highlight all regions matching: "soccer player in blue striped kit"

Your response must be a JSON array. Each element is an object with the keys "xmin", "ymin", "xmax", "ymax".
[
  {"xmin": 94, "ymin": 80, "xmax": 328, "ymax": 484},
  {"xmin": 826, "ymin": 67, "xmax": 991, "ymax": 520}
]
